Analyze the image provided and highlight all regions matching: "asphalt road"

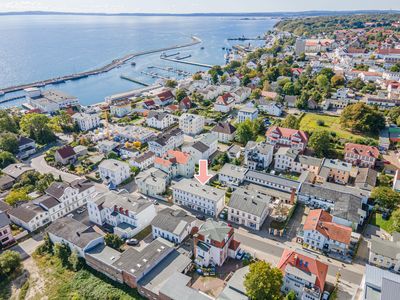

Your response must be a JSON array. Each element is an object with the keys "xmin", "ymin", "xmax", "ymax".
[{"xmin": 235, "ymin": 232, "xmax": 363, "ymax": 285}]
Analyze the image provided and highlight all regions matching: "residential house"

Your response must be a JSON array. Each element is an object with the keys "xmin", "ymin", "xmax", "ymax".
[
  {"xmin": 55, "ymin": 145, "xmax": 77, "ymax": 165},
  {"xmin": 274, "ymin": 147, "xmax": 301, "ymax": 171},
  {"xmin": 119, "ymin": 146, "xmax": 140, "ymax": 159},
  {"xmin": 47, "ymin": 217, "xmax": 104, "ymax": 257},
  {"xmin": 237, "ymin": 106, "xmax": 258, "ymax": 123},
  {"xmin": 244, "ymin": 141, "xmax": 274, "ymax": 170},
  {"xmin": 172, "ymin": 178, "xmax": 225, "ymax": 217},
  {"xmin": 2, "ymin": 163, "xmax": 34, "ymax": 181},
  {"xmin": 212, "ymin": 122, "xmax": 236, "ymax": 143},
  {"xmin": 130, "ymin": 151, "xmax": 155, "ymax": 170},
  {"xmin": 194, "ymin": 219, "xmax": 240, "ymax": 267},
  {"xmin": 0, "ymin": 175, "xmax": 14, "ymax": 191},
  {"xmin": 17, "ymin": 136, "xmax": 36, "ymax": 159},
  {"xmin": 155, "ymin": 90, "xmax": 175, "ymax": 107},
  {"xmin": 151, "ymin": 208, "xmax": 196, "ymax": 244},
  {"xmin": 278, "ymin": 249, "xmax": 329, "ymax": 300},
  {"xmin": 97, "ymin": 140, "xmax": 119, "ymax": 154},
  {"xmin": 146, "ymin": 111, "xmax": 176, "ymax": 130},
  {"xmin": 361, "ymin": 264, "xmax": 400, "ymax": 300},
  {"xmin": 135, "ymin": 167, "xmax": 169, "ymax": 197},
  {"xmin": 227, "ymin": 188, "xmax": 271, "ymax": 230},
  {"xmin": 214, "ymin": 93, "xmax": 235, "ymax": 112},
  {"xmin": 148, "ymin": 128, "xmax": 184, "ymax": 157},
  {"xmin": 285, "ymin": 95, "xmax": 297, "ymax": 108},
  {"xmin": 344, "ymin": 143, "xmax": 379, "ymax": 168},
  {"xmin": 179, "ymin": 113, "xmax": 205, "ymax": 136},
  {"xmin": 98, "ymin": 159, "xmax": 131, "ymax": 186},
  {"xmin": 154, "ymin": 150, "xmax": 195, "ymax": 179},
  {"xmin": 232, "ymin": 87, "xmax": 251, "ymax": 103},
  {"xmin": 301, "ymin": 209, "xmax": 352, "ymax": 255},
  {"xmin": 266, "ymin": 126, "xmax": 309, "ymax": 152},
  {"xmin": 317, "ymin": 159, "xmax": 352, "ymax": 185},
  {"xmin": 110, "ymin": 100, "xmax": 132, "ymax": 117},
  {"xmin": 88, "ymin": 191, "xmax": 156, "ymax": 238},
  {"xmin": 218, "ymin": 266, "xmax": 249, "ymax": 300},
  {"xmin": 72, "ymin": 112, "xmax": 100, "ymax": 131},
  {"xmin": 218, "ymin": 163, "xmax": 247, "ymax": 188},
  {"xmin": 227, "ymin": 144, "xmax": 241, "ymax": 160},
  {"xmin": 179, "ymin": 97, "xmax": 192, "ymax": 111},
  {"xmin": 182, "ymin": 133, "xmax": 218, "ymax": 163},
  {"xmin": 8, "ymin": 203, "xmax": 50, "ymax": 232},
  {"xmin": 355, "ymin": 168, "xmax": 378, "ymax": 191},
  {"xmin": 368, "ymin": 232, "xmax": 400, "ymax": 273},
  {"xmin": 255, "ymin": 98, "xmax": 283, "ymax": 116},
  {"xmin": 0, "ymin": 212, "xmax": 15, "ymax": 247},
  {"xmin": 366, "ymin": 97, "xmax": 400, "ymax": 109}
]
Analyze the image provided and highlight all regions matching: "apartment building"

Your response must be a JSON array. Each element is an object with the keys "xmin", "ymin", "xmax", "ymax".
[
  {"xmin": 266, "ymin": 126, "xmax": 308, "ymax": 152},
  {"xmin": 237, "ymin": 106, "xmax": 258, "ymax": 123},
  {"xmin": 72, "ymin": 112, "xmax": 100, "ymax": 131},
  {"xmin": 179, "ymin": 113, "xmax": 205, "ymax": 136},
  {"xmin": 244, "ymin": 141, "xmax": 274, "ymax": 170},
  {"xmin": 98, "ymin": 159, "xmax": 131, "ymax": 186},
  {"xmin": 148, "ymin": 128, "xmax": 184, "ymax": 157},
  {"xmin": 154, "ymin": 150, "xmax": 195, "ymax": 179},
  {"xmin": 344, "ymin": 143, "xmax": 379, "ymax": 168},
  {"xmin": 211, "ymin": 122, "xmax": 236, "ymax": 143},
  {"xmin": 218, "ymin": 163, "xmax": 248, "ymax": 187},
  {"xmin": 317, "ymin": 159, "xmax": 352, "ymax": 185},
  {"xmin": 110, "ymin": 100, "xmax": 132, "ymax": 117},
  {"xmin": 369, "ymin": 232, "xmax": 400, "ymax": 273},
  {"xmin": 146, "ymin": 111, "xmax": 176, "ymax": 130},
  {"xmin": 135, "ymin": 167, "xmax": 169, "ymax": 197}
]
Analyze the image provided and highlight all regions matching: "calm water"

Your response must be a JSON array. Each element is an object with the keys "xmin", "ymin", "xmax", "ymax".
[{"xmin": 0, "ymin": 15, "xmax": 277, "ymax": 106}]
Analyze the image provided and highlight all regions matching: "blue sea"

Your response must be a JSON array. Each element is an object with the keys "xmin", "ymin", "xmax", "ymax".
[{"xmin": 0, "ymin": 15, "xmax": 277, "ymax": 106}]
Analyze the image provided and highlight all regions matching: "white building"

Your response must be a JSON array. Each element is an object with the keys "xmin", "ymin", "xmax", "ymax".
[
  {"xmin": 98, "ymin": 159, "xmax": 131, "ymax": 186},
  {"xmin": 154, "ymin": 150, "xmax": 195, "ymax": 179},
  {"xmin": 72, "ymin": 113, "xmax": 100, "ymax": 131},
  {"xmin": 179, "ymin": 113, "xmax": 205, "ymax": 136},
  {"xmin": 255, "ymin": 98, "xmax": 282, "ymax": 116},
  {"xmin": 172, "ymin": 178, "xmax": 225, "ymax": 217},
  {"xmin": 211, "ymin": 122, "xmax": 236, "ymax": 143},
  {"xmin": 130, "ymin": 151, "xmax": 155, "ymax": 170},
  {"xmin": 148, "ymin": 128, "xmax": 184, "ymax": 157},
  {"xmin": 17, "ymin": 136, "xmax": 36, "ymax": 160},
  {"xmin": 151, "ymin": 208, "xmax": 196, "ymax": 245},
  {"xmin": 110, "ymin": 100, "xmax": 132, "ymax": 117},
  {"xmin": 214, "ymin": 93, "xmax": 235, "ymax": 113},
  {"xmin": 135, "ymin": 167, "xmax": 169, "ymax": 197},
  {"xmin": 237, "ymin": 106, "xmax": 258, "ymax": 123},
  {"xmin": 182, "ymin": 133, "xmax": 218, "ymax": 163},
  {"xmin": 244, "ymin": 141, "xmax": 274, "ymax": 170},
  {"xmin": 146, "ymin": 111, "xmax": 176, "ymax": 130},
  {"xmin": 88, "ymin": 191, "xmax": 156, "ymax": 238},
  {"xmin": 26, "ymin": 88, "xmax": 80, "ymax": 113},
  {"xmin": 369, "ymin": 232, "xmax": 400, "ymax": 273},
  {"xmin": 97, "ymin": 140, "xmax": 119, "ymax": 154},
  {"xmin": 218, "ymin": 163, "xmax": 247, "ymax": 187}
]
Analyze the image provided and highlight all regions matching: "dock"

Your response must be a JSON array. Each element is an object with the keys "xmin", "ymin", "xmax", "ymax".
[
  {"xmin": 120, "ymin": 75, "xmax": 149, "ymax": 86},
  {"xmin": 140, "ymin": 71, "xmax": 170, "ymax": 80},
  {"xmin": 160, "ymin": 56, "xmax": 213, "ymax": 69},
  {"xmin": 148, "ymin": 66, "xmax": 191, "ymax": 77},
  {"xmin": 0, "ymin": 95, "xmax": 26, "ymax": 104},
  {"xmin": 0, "ymin": 36, "xmax": 202, "ymax": 95}
]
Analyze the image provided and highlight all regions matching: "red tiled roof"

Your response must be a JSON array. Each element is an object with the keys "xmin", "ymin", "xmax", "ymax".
[
  {"xmin": 228, "ymin": 239, "xmax": 241, "ymax": 251},
  {"xmin": 303, "ymin": 209, "xmax": 352, "ymax": 245},
  {"xmin": 344, "ymin": 143, "xmax": 379, "ymax": 159},
  {"xmin": 157, "ymin": 90, "xmax": 174, "ymax": 102},
  {"xmin": 56, "ymin": 145, "xmax": 76, "ymax": 159},
  {"xmin": 155, "ymin": 150, "xmax": 191, "ymax": 167},
  {"xmin": 180, "ymin": 97, "xmax": 192, "ymax": 109},
  {"xmin": 216, "ymin": 93, "xmax": 234, "ymax": 106},
  {"xmin": 376, "ymin": 48, "xmax": 400, "ymax": 55},
  {"xmin": 266, "ymin": 126, "xmax": 309, "ymax": 144},
  {"xmin": 144, "ymin": 100, "xmax": 155, "ymax": 107},
  {"xmin": 277, "ymin": 249, "xmax": 328, "ymax": 292}
]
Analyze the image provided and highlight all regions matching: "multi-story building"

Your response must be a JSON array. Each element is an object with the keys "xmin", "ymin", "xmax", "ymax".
[
  {"xmin": 211, "ymin": 122, "xmax": 236, "ymax": 143},
  {"xmin": 8, "ymin": 203, "xmax": 50, "ymax": 232},
  {"xmin": 244, "ymin": 141, "xmax": 274, "ymax": 170},
  {"xmin": 278, "ymin": 249, "xmax": 329, "ymax": 300},
  {"xmin": 0, "ymin": 212, "xmax": 15, "ymax": 247},
  {"xmin": 274, "ymin": 147, "xmax": 300, "ymax": 171},
  {"xmin": 179, "ymin": 113, "xmax": 205, "ymax": 136},
  {"xmin": 301, "ymin": 209, "xmax": 352, "ymax": 255},
  {"xmin": 266, "ymin": 126, "xmax": 308, "ymax": 152},
  {"xmin": 172, "ymin": 178, "xmax": 225, "ymax": 217},
  {"xmin": 17, "ymin": 136, "xmax": 36, "ymax": 160},
  {"xmin": 146, "ymin": 111, "xmax": 176, "ymax": 130},
  {"xmin": 214, "ymin": 93, "xmax": 235, "ymax": 112},
  {"xmin": 254, "ymin": 98, "xmax": 282, "ymax": 116},
  {"xmin": 317, "ymin": 159, "xmax": 352, "ymax": 185},
  {"xmin": 227, "ymin": 188, "xmax": 271, "ymax": 230},
  {"xmin": 148, "ymin": 128, "xmax": 184, "ymax": 157},
  {"xmin": 218, "ymin": 163, "xmax": 248, "ymax": 187},
  {"xmin": 110, "ymin": 100, "xmax": 132, "ymax": 117},
  {"xmin": 194, "ymin": 219, "xmax": 240, "ymax": 267},
  {"xmin": 369, "ymin": 232, "xmax": 400, "ymax": 273},
  {"xmin": 88, "ymin": 191, "xmax": 156, "ymax": 238},
  {"xmin": 344, "ymin": 143, "xmax": 379, "ymax": 168},
  {"xmin": 72, "ymin": 112, "xmax": 100, "ymax": 131},
  {"xmin": 26, "ymin": 88, "xmax": 80, "ymax": 113},
  {"xmin": 154, "ymin": 90, "xmax": 175, "ymax": 106},
  {"xmin": 237, "ymin": 106, "xmax": 258, "ymax": 123},
  {"xmin": 130, "ymin": 151, "xmax": 155, "ymax": 170},
  {"xmin": 151, "ymin": 208, "xmax": 196, "ymax": 244},
  {"xmin": 244, "ymin": 170, "xmax": 300, "ymax": 194},
  {"xmin": 98, "ymin": 159, "xmax": 131, "ymax": 186},
  {"xmin": 182, "ymin": 133, "xmax": 218, "ymax": 163},
  {"xmin": 135, "ymin": 167, "xmax": 169, "ymax": 197},
  {"xmin": 154, "ymin": 150, "xmax": 195, "ymax": 179},
  {"xmin": 361, "ymin": 264, "xmax": 400, "ymax": 300}
]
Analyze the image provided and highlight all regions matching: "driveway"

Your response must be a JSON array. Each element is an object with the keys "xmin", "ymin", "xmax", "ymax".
[{"xmin": 6, "ymin": 234, "xmax": 44, "ymax": 260}]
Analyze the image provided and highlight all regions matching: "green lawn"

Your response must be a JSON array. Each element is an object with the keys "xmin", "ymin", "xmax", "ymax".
[
  {"xmin": 370, "ymin": 213, "xmax": 394, "ymax": 233},
  {"xmin": 299, "ymin": 113, "xmax": 376, "ymax": 141}
]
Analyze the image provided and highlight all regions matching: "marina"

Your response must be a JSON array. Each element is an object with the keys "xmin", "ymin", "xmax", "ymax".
[
  {"xmin": 160, "ymin": 56, "xmax": 213, "ymax": 68},
  {"xmin": 148, "ymin": 66, "xmax": 191, "ymax": 77},
  {"xmin": 120, "ymin": 75, "xmax": 149, "ymax": 86}
]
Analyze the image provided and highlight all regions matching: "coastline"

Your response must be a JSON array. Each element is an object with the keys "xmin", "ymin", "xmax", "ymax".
[{"xmin": 0, "ymin": 36, "xmax": 202, "ymax": 98}]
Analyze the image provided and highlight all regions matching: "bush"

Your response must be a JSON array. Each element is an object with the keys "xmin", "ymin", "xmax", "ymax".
[{"xmin": 316, "ymin": 119, "xmax": 325, "ymax": 126}]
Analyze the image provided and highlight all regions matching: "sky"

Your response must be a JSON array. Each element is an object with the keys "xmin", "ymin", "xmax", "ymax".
[{"xmin": 0, "ymin": 0, "xmax": 399, "ymax": 14}]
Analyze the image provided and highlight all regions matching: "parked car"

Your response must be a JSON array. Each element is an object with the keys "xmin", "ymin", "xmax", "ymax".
[
  {"xmin": 76, "ymin": 209, "xmax": 83, "ymax": 214},
  {"xmin": 322, "ymin": 291, "xmax": 330, "ymax": 300},
  {"xmin": 236, "ymin": 249, "xmax": 245, "ymax": 260},
  {"xmin": 126, "ymin": 238, "xmax": 139, "ymax": 246},
  {"xmin": 196, "ymin": 214, "xmax": 206, "ymax": 221}
]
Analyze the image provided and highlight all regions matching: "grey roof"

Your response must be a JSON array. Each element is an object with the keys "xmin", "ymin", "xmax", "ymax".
[
  {"xmin": 218, "ymin": 266, "xmax": 249, "ymax": 300},
  {"xmin": 218, "ymin": 164, "xmax": 247, "ymax": 180},
  {"xmin": 245, "ymin": 141, "xmax": 274, "ymax": 155},
  {"xmin": 191, "ymin": 141, "xmax": 209, "ymax": 153},
  {"xmin": 365, "ymin": 264, "xmax": 400, "ymax": 300},
  {"xmin": 0, "ymin": 175, "xmax": 15, "ymax": 187},
  {"xmin": 37, "ymin": 195, "xmax": 60, "ymax": 209},
  {"xmin": 159, "ymin": 272, "xmax": 212, "ymax": 300},
  {"xmin": 296, "ymin": 155, "xmax": 323, "ymax": 167},
  {"xmin": 228, "ymin": 145, "xmax": 241, "ymax": 156},
  {"xmin": 355, "ymin": 168, "xmax": 378, "ymax": 191},
  {"xmin": 137, "ymin": 250, "xmax": 192, "ymax": 296},
  {"xmin": 370, "ymin": 236, "xmax": 400, "ymax": 260},
  {"xmin": 321, "ymin": 159, "xmax": 352, "ymax": 172},
  {"xmin": 93, "ymin": 191, "xmax": 152, "ymax": 214},
  {"xmin": 134, "ymin": 151, "xmax": 155, "ymax": 164},
  {"xmin": 239, "ymin": 106, "xmax": 257, "ymax": 113},
  {"xmin": 148, "ymin": 111, "xmax": 170, "ymax": 121},
  {"xmin": 0, "ymin": 200, "xmax": 11, "ymax": 213},
  {"xmin": 276, "ymin": 147, "xmax": 300, "ymax": 159},
  {"xmin": 245, "ymin": 170, "xmax": 300, "ymax": 190},
  {"xmin": 136, "ymin": 167, "xmax": 169, "ymax": 186},
  {"xmin": 172, "ymin": 179, "xmax": 225, "ymax": 202},
  {"xmin": 197, "ymin": 219, "xmax": 231, "ymax": 243},
  {"xmin": 228, "ymin": 188, "xmax": 270, "ymax": 217},
  {"xmin": 18, "ymin": 136, "xmax": 35, "ymax": 147},
  {"xmin": 45, "ymin": 181, "xmax": 69, "ymax": 199},
  {"xmin": 99, "ymin": 159, "xmax": 129, "ymax": 171},
  {"xmin": 86, "ymin": 244, "xmax": 122, "ymax": 266},
  {"xmin": 2, "ymin": 164, "xmax": 34, "ymax": 179},
  {"xmin": 8, "ymin": 204, "xmax": 45, "ymax": 223},
  {"xmin": 113, "ymin": 238, "xmax": 173, "ymax": 277},
  {"xmin": 212, "ymin": 122, "xmax": 236, "ymax": 135},
  {"xmin": 151, "ymin": 208, "xmax": 196, "ymax": 236},
  {"xmin": 151, "ymin": 128, "xmax": 183, "ymax": 147},
  {"xmin": 46, "ymin": 217, "xmax": 102, "ymax": 249},
  {"xmin": 0, "ymin": 211, "xmax": 10, "ymax": 228}
]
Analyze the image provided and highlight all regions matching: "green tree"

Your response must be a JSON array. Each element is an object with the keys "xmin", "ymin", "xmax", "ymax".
[
  {"xmin": 281, "ymin": 115, "xmax": 300, "ymax": 130},
  {"xmin": 331, "ymin": 75, "xmax": 345, "ymax": 88},
  {"xmin": 390, "ymin": 209, "xmax": 400, "ymax": 232},
  {"xmin": 0, "ymin": 151, "xmax": 16, "ymax": 169},
  {"xmin": 0, "ymin": 111, "xmax": 18, "ymax": 133},
  {"xmin": 244, "ymin": 261, "xmax": 283, "ymax": 300},
  {"xmin": 340, "ymin": 103, "xmax": 385, "ymax": 134},
  {"xmin": 0, "ymin": 250, "xmax": 21, "ymax": 278},
  {"xmin": 371, "ymin": 187, "xmax": 400, "ymax": 210},
  {"xmin": 53, "ymin": 243, "xmax": 71, "ymax": 267},
  {"xmin": 0, "ymin": 132, "xmax": 18, "ymax": 154},
  {"xmin": 69, "ymin": 250, "xmax": 83, "ymax": 271},
  {"xmin": 250, "ymin": 89, "xmax": 262, "ymax": 100},
  {"xmin": 5, "ymin": 189, "xmax": 31, "ymax": 206},
  {"xmin": 387, "ymin": 107, "xmax": 400, "ymax": 124},
  {"xmin": 175, "ymin": 89, "xmax": 188, "ymax": 102},
  {"xmin": 192, "ymin": 73, "xmax": 202, "ymax": 80},
  {"xmin": 20, "ymin": 113, "xmax": 56, "ymax": 144},
  {"xmin": 309, "ymin": 130, "xmax": 331, "ymax": 157},
  {"xmin": 285, "ymin": 291, "xmax": 297, "ymax": 300},
  {"xmin": 104, "ymin": 233, "xmax": 124, "ymax": 250},
  {"xmin": 235, "ymin": 119, "xmax": 259, "ymax": 145},
  {"xmin": 165, "ymin": 79, "xmax": 177, "ymax": 88},
  {"xmin": 319, "ymin": 68, "xmax": 335, "ymax": 80},
  {"xmin": 242, "ymin": 75, "xmax": 251, "ymax": 86},
  {"xmin": 283, "ymin": 82, "xmax": 295, "ymax": 95},
  {"xmin": 316, "ymin": 74, "xmax": 330, "ymax": 92}
]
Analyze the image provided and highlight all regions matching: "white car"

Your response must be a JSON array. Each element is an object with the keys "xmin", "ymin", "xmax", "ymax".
[{"xmin": 322, "ymin": 291, "xmax": 330, "ymax": 300}]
